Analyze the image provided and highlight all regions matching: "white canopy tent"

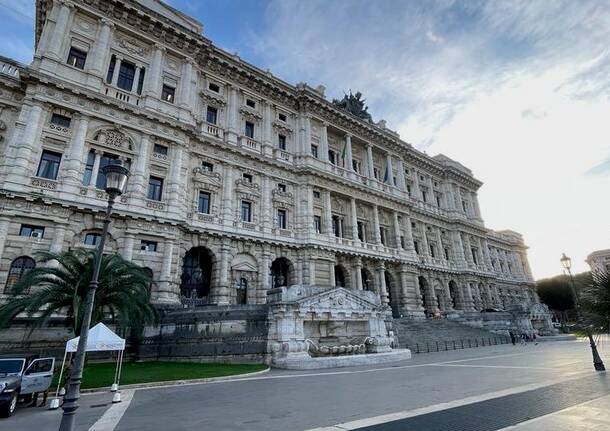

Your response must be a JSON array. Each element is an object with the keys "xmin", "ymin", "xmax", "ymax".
[{"xmin": 51, "ymin": 323, "xmax": 126, "ymax": 408}]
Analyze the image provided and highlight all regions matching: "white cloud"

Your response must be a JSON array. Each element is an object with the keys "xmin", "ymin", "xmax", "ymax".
[{"xmin": 248, "ymin": 0, "xmax": 610, "ymax": 278}]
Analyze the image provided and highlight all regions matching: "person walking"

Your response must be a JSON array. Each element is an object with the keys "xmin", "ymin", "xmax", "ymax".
[{"xmin": 509, "ymin": 331, "xmax": 516, "ymax": 346}]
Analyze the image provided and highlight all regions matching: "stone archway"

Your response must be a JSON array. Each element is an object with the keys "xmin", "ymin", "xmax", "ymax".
[
  {"xmin": 231, "ymin": 253, "xmax": 258, "ymax": 304},
  {"xmin": 385, "ymin": 271, "xmax": 400, "ymax": 318},
  {"xmin": 334, "ymin": 264, "xmax": 353, "ymax": 288},
  {"xmin": 418, "ymin": 276, "xmax": 437, "ymax": 316},
  {"xmin": 448, "ymin": 280, "xmax": 459, "ymax": 309},
  {"xmin": 361, "ymin": 267, "xmax": 376, "ymax": 292},
  {"xmin": 271, "ymin": 257, "xmax": 294, "ymax": 288},
  {"xmin": 180, "ymin": 247, "xmax": 215, "ymax": 304}
]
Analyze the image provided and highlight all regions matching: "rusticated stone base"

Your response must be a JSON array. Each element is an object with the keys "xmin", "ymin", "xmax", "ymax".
[{"xmin": 272, "ymin": 349, "xmax": 412, "ymax": 369}]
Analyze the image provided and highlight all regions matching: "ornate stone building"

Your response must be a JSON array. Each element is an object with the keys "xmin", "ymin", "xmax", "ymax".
[
  {"xmin": 0, "ymin": 0, "xmax": 545, "ymax": 365},
  {"xmin": 586, "ymin": 249, "xmax": 610, "ymax": 274}
]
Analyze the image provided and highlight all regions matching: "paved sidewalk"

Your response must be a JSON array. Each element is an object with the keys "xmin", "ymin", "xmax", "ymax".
[{"xmin": 498, "ymin": 394, "xmax": 610, "ymax": 431}]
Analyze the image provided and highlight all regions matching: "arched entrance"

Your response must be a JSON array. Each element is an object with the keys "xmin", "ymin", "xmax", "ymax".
[
  {"xmin": 361, "ymin": 267, "xmax": 375, "ymax": 292},
  {"xmin": 5, "ymin": 256, "xmax": 36, "ymax": 292},
  {"xmin": 271, "ymin": 257, "xmax": 293, "ymax": 288},
  {"xmin": 231, "ymin": 253, "xmax": 258, "ymax": 305},
  {"xmin": 418, "ymin": 276, "xmax": 437, "ymax": 316},
  {"xmin": 385, "ymin": 271, "xmax": 399, "ymax": 317},
  {"xmin": 334, "ymin": 265, "xmax": 346, "ymax": 287},
  {"xmin": 448, "ymin": 280, "xmax": 459, "ymax": 309},
  {"xmin": 180, "ymin": 247, "xmax": 214, "ymax": 302}
]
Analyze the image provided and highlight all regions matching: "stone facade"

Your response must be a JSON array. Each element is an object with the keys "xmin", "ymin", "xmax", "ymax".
[
  {"xmin": 586, "ymin": 249, "xmax": 610, "ymax": 274},
  {"xmin": 0, "ymin": 0, "xmax": 545, "ymax": 363}
]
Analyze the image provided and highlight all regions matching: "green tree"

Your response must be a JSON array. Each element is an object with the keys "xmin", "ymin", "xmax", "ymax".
[
  {"xmin": 536, "ymin": 275, "xmax": 575, "ymax": 319},
  {"xmin": 0, "ymin": 250, "xmax": 158, "ymax": 335},
  {"xmin": 581, "ymin": 270, "xmax": 610, "ymax": 332}
]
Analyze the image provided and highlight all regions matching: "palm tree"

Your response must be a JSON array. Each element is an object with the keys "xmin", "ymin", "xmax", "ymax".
[
  {"xmin": 0, "ymin": 250, "xmax": 158, "ymax": 335},
  {"xmin": 581, "ymin": 270, "xmax": 610, "ymax": 333}
]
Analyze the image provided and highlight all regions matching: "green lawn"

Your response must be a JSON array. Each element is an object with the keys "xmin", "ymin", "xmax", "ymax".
[{"xmin": 55, "ymin": 361, "xmax": 267, "ymax": 390}]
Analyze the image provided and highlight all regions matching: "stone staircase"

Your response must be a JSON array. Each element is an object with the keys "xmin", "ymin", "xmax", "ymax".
[{"xmin": 391, "ymin": 318, "xmax": 511, "ymax": 353}]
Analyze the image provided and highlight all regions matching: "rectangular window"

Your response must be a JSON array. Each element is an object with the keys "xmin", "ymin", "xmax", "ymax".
[
  {"xmin": 206, "ymin": 106, "xmax": 218, "ymax": 125},
  {"xmin": 332, "ymin": 215, "xmax": 342, "ymax": 237},
  {"xmin": 444, "ymin": 248, "xmax": 450, "ymax": 260},
  {"xmin": 311, "ymin": 144, "xmax": 318, "ymax": 158},
  {"xmin": 50, "ymin": 113, "xmax": 71, "ymax": 128},
  {"xmin": 19, "ymin": 225, "xmax": 45, "ymax": 238},
  {"xmin": 147, "ymin": 176, "xmax": 164, "ymax": 201},
  {"xmin": 246, "ymin": 98, "xmax": 256, "ymax": 108},
  {"xmin": 422, "ymin": 190, "xmax": 427, "ymax": 202},
  {"xmin": 242, "ymin": 173, "xmax": 253, "ymax": 183},
  {"xmin": 84, "ymin": 233, "xmax": 101, "ymax": 246},
  {"xmin": 436, "ymin": 194, "xmax": 441, "ymax": 207},
  {"xmin": 278, "ymin": 134, "xmax": 286, "ymax": 150},
  {"xmin": 471, "ymin": 247, "xmax": 478, "ymax": 264},
  {"xmin": 393, "ymin": 176, "xmax": 397, "ymax": 186},
  {"xmin": 313, "ymin": 190, "xmax": 321, "ymax": 199},
  {"xmin": 352, "ymin": 160, "xmax": 361, "ymax": 173},
  {"xmin": 36, "ymin": 150, "xmax": 62, "ymax": 180},
  {"xmin": 277, "ymin": 183, "xmax": 286, "ymax": 192},
  {"xmin": 407, "ymin": 184, "xmax": 412, "ymax": 196},
  {"xmin": 198, "ymin": 191, "xmax": 211, "ymax": 214},
  {"xmin": 430, "ymin": 244, "xmax": 436, "ymax": 258},
  {"xmin": 357, "ymin": 221, "xmax": 366, "ymax": 242},
  {"xmin": 314, "ymin": 215, "xmax": 321, "ymax": 234},
  {"xmin": 140, "ymin": 240, "xmax": 158, "ymax": 252},
  {"xmin": 95, "ymin": 153, "xmax": 119, "ymax": 189},
  {"xmin": 67, "ymin": 47, "xmax": 87, "ymax": 69},
  {"xmin": 462, "ymin": 200, "xmax": 468, "ymax": 212},
  {"xmin": 328, "ymin": 150, "xmax": 337, "ymax": 165},
  {"xmin": 278, "ymin": 113, "xmax": 287, "ymax": 122},
  {"xmin": 245, "ymin": 121, "xmax": 255, "ymax": 138},
  {"xmin": 414, "ymin": 240, "xmax": 419, "ymax": 254},
  {"xmin": 153, "ymin": 144, "xmax": 168, "ymax": 155},
  {"xmin": 277, "ymin": 209, "xmax": 287, "ymax": 229},
  {"xmin": 136, "ymin": 67, "xmax": 145, "ymax": 95},
  {"xmin": 380, "ymin": 227, "xmax": 387, "ymax": 246},
  {"xmin": 201, "ymin": 161, "xmax": 214, "ymax": 172},
  {"xmin": 83, "ymin": 150, "xmax": 96, "ymax": 186},
  {"xmin": 373, "ymin": 168, "xmax": 380, "ymax": 180},
  {"xmin": 161, "ymin": 85, "xmax": 175, "ymax": 103},
  {"xmin": 400, "ymin": 236, "xmax": 405, "ymax": 248},
  {"xmin": 106, "ymin": 55, "xmax": 116, "ymax": 83},
  {"xmin": 241, "ymin": 201, "xmax": 252, "ymax": 222},
  {"xmin": 208, "ymin": 82, "xmax": 220, "ymax": 93},
  {"xmin": 117, "ymin": 61, "xmax": 136, "ymax": 91}
]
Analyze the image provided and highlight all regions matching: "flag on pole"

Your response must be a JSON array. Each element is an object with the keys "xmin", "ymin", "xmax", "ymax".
[
  {"xmin": 340, "ymin": 141, "xmax": 347, "ymax": 168},
  {"xmin": 383, "ymin": 164, "xmax": 389, "ymax": 183}
]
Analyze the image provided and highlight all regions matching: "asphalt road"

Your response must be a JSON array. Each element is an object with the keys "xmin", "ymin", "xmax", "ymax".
[{"xmin": 4, "ymin": 339, "xmax": 610, "ymax": 431}]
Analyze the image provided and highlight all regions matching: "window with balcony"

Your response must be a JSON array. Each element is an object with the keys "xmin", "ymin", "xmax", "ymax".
[
  {"xmin": 311, "ymin": 144, "xmax": 318, "ymax": 158},
  {"xmin": 332, "ymin": 215, "xmax": 343, "ymax": 237},
  {"xmin": 208, "ymin": 82, "xmax": 220, "ymax": 93},
  {"xmin": 357, "ymin": 221, "xmax": 367, "ymax": 242},
  {"xmin": 36, "ymin": 150, "xmax": 62, "ymax": 180},
  {"xmin": 277, "ymin": 209, "xmax": 287, "ymax": 229},
  {"xmin": 147, "ymin": 176, "xmax": 164, "ymax": 201},
  {"xmin": 136, "ymin": 67, "xmax": 145, "ymax": 95},
  {"xmin": 83, "ymin": 150, "xmax": 95, "ymax": 186},
  {"xmin": 278, "ymin": 113, "xmax": 287, "ymax": 122},
  {"xmin": 462, "ymin": 200, "xmax": 468, "ymax": 212},
  {"xmin": 161, "ymin": 85, "xmax": 175, "ymax": 103},
  {"xmin": 201, "ymin": 161, "xmax": 214, "ymax": 172},
  {"xmin": 84, "ymin": 233, "xmax": 101, "ymax": 246},
  {"xmin": 242, "ymin": 173, "xmax": 253, "ymax": 183},
  {"xmin": 246, "ymin": 98, "xmax": 256, "ymax": 109},
  {"xmin": 106, "ymin": 55, "xmax": 116, "ymax": 83},
  {"xmin": 19, "ymin": 225, "xmax": 45, "ymax": 238},
  {"xmin": 96, "ymin": 153, "xmax": 119, "ymax": 189},
  {"xmin": 352, "ymin": 160, "xmax": 361, "ymax": 174},
  {"xmin": 206, "ymin": 106, "xmax": 218, "ymax": 125},
  {"xmin": 422, "ymin": 190, "xmax": 428, "ymax": 202},
  {"xmin": 314, "ymin": 215, "xmax": 321, "ymax": 234},
  {"xmin": 245, "ymin": 121, "xmax": 255, "ymax": 138},
  {"xmin": 328, "ymin": 150, "xmax": 338, "ymax": 165},
  {"xmin": 153, "ymin": 144, "xmax": 168, "ymax": 156},
  {"xmin": 277, "ymin": 183, "xmax": 286, "ymax": 192},
  {"xmin": 373, "ymin": 168, "xmax": 380, "ymax": 180},
  {"xmin": 430, "ymin": 244, "xmax": 436, "ymax": 258},
  {"xmin": 278, "ymin": 134, "xmax": 286, "ymax": 150},
  {"xmin": 444, "ymin": 248, "xmax": 450, "ymax": 260},
  {"xmin": 436, "ymin": 194, "xmax": 441, "ymax": 207},
  {"xmin": 414, "ymin": 240, "xmax": 419, "ymax": 254},
  {"xmin": 380, "ymin": 227, "xmax": 387, "ymax": 246},
  {"xmin": 50, "ymin": 113, "xmax": 71, "ymax": 128},
  {"xmin": 141, "ymin": 240, "xmax": 158, "ymax": 252},
  {"xmin": 407, "ymin": 184, "xmax": 412, "ymax": 196},
  {"xmin": 241, "ymin": 201, "xmax": 252, "ymax": 222},
  {"xmin": 117, "ymin": 61, "xmax": 136, "ymax": 91},
  {"xmin": 198, "ymin": 191, "xmax": 211, "ymax": 214},
  {"xmin": 471, "ymin": 247, "xmax": 478, "ymax": 264},
  {"xmin": 67, "ymin": 47, "xmax": 87, "ymax": 69}
]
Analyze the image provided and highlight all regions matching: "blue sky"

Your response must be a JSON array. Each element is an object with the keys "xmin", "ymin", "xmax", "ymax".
[{"xmin": 1, "ymin": 0, "xmax": 609, "ymax": 278}]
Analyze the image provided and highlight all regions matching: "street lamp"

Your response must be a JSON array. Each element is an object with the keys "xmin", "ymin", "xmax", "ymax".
[
  {"xmin": 59, "ymin": 160, "xmax": 130, "ymax": 431},
  {"xmin": 560, "ymin": 252, "xmax": 605, "ymax": 371}
]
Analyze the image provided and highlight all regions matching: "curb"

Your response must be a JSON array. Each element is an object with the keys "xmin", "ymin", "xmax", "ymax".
[{"xmin": 78, "ymin": 367, "xmax": 271, "ymax": 395}]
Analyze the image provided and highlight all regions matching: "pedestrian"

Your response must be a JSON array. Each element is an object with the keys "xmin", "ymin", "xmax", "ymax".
[
  {"xmin": 509, "ymin": 331, "xmax": 516, "ymax": 345},
  {"xmin": 532, "ymin": 332, "xmax": 538, "ymax": 345}
]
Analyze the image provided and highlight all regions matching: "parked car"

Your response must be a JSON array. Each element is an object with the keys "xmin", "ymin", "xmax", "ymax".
[{"xmin": 0, "ymin": 356, "xmax": 55, "ymax": 417}]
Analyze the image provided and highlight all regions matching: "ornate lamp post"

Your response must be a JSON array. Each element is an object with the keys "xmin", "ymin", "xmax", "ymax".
[
  {"xmin": 59, "ymin": 161, "xmax": 130, "ymax": 431},
  {"xmin": 560, "ymin": 253, "xmax": 605, "ymax": 371}
]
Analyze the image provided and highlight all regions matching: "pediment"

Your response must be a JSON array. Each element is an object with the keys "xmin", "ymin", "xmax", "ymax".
[
  {"xmin": 232, "ymin": 261, "xmax": 258, "ymax": 272},
  {"xmin": 296, "ymin": 287, "xmax": 379, "ymax": 312}
]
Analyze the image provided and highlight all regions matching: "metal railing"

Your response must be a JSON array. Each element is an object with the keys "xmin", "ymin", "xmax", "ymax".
[{"xmin": 406, "ymin": 335, "xmax": 511, "ymax": 354}]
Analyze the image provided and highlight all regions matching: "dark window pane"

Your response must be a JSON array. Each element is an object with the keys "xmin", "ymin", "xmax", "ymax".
[
  {"xmin": 198, "ymin": 191, "xmax": 211, "ymax": 214},
  {"xmin": 96, "ymin": 153, "xmax": 119, "ymax": 189},
  {"xmin": 241, "ymin": 201, "xmax": 252, "ymax": 222},
  {"xmin": 67, "ymin": 47, "xmax": 87, "ymax": 69},
  {"xmin": 202, "ymin": 162, "xmax": 214, "ymax": 172},
  {"xmin": 208, "ymin": 82, "xmax": 220, "ymax": 92},
  {"xmin": 277, "ymin": 210, "xmax": 286, "ymax": 229},
  {"xmin": 147, "ymin": 176, "xmax": 163, "ymax": 201},
  {"xmin": 5, "ymin": 256, "xmax": 36, "ymax": 291},
  {"xmin": 278, "ymin": 113, "xmax": 287, "ymax": 122},
  {"xmin": 36, "ymin": 150, "xmax": 62, "ymax": 180},
  {"xmin": 136, "ymin": 67, "xmax": 145, "ymax": 95},
  {"xmin": 19, "ymin": 225, "xmax": 45, "ymax": 238},
  {"xmin": 141, "ymin": 240, "xmax": 158, "ymax": 252},
  {"xmin": 84, "ymin": 233, "xmax": 101, "ymax": 246},
  {"xmin": 50, "ymin": 113, "xmax": 71, "ymax": 128},
  {"xmin": 83, "ymin": 150, "xmax": 96, "ymax": 185},
  {"xmin": 106, "ymin": 55, "xmax": 116, "ymax": 83},
  {"xmin": 245, "ymin": 121, "xmax": 254, "ymax": 138},
  {"xmin": 153, "ymin": 144, "xmax": 168, "ymax": 155},
  {"xmin": 246, "ymin": 99, "xmax": 256, "ymax": 108},
  {"xmin": 117, "ymin": 61, "xmax": 136, "ymax": 91},
  {"xmin": 206, "ymin": 107, "xmax": 217, "ymax": 124},
  {"xmin": 162, "ymin": 85, "xmax": 175, "ymax": 103},
  {"xmin": 278, "ymin": 135, "xmax": 286, "ymax": 150}
]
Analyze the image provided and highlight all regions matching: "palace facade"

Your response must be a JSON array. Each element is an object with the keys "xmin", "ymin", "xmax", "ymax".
[{"xmin": 0, "ymin": 0, "xmax": 539, "ymax": 333}]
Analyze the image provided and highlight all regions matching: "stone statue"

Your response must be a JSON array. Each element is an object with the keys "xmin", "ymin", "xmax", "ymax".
[{"xmin": 332, "ymin": 91, "xmax": 373, "ymax": 121}]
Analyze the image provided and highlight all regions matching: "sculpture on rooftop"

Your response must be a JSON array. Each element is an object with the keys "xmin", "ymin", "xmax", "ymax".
[{"xmin": 332, "ymin": 91, "xmax": 372, "ymax": 121}]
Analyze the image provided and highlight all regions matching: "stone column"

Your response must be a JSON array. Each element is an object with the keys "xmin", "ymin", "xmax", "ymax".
[
  {"xmin": 329, "ymin": 259, "xmax": 336, "ymax": 287},
  {"xmin": 372, "ymin": 205, "xmax": 381, "ymax": 244},
  {"xmin": 353, "ymin": 257, "xmax": 363, "ymax": 290},
  {"xmin": 323, "ymin": 190, "xmax": 333, "ymax": 237},
  {"xmin": 296, "ymin": 256, "xmax": 304, "ymax": 286},
  {"xmin": 396, "ymin": 158, "xmax": 406, "ymax": 190},
  {"xmin": 46, "ymin": 0, "xmax": 74, "ymax": 61},
  {"xmin": 227, "ymin": 86, "xmax": 239, "ymax": 136},
  {"xmin": 122, "ymin": 233, "xmax": 135, "ymax": 261},
  {"xmin": 303, "ymin": 115, "xmax": 312, "ymax": 155},
  {"xmin": 111, "ymin": 56, "xmax": 123, "ymax": 86},
  {"xmin": 399, "ymin": 265, "xmax": 425, "ymax": 317},
  {"xmin": 481, "ymin": 238, "xmax": 493, "ymax": 269},
  {"xmin": 167, "ymin": 146, "xmax": 184, "ymax": 210},
  {"xmin": 366, "ymin": 144, "xmax": 375, "ymax": 178},
  {"xmin": 462, "ymin": 281, "xmax": 475, "ymax": 311},
  {"xmin": 221, "ymin": 165, "xmax": 235, "ymax": 226},
  {"xmin": 344, "ymin": 134, "xmax": 353, "ymax": 170},
  {"xmin": 377, "ymin": 263, "xmax": 389, "ymax": 305},
  {"xmin": 261, "ymin": 176, "xmax": 272, "ymax": 233},
  {"xmin": 443, "ymin": 182, "xmax": 455, "ymax": 210},
  {"xmin": 308, "ymin": 255, "xmax": 316, "ymax": 286},
  {"xmin": 145, "ymin": 45, "xmax": 165, "ymax": 98},
  {"xmin": 385, "ymin": 153, "xmax": 394, "ymax": 185},
  {"xmin": 350, "ymin": 198, "xmax": 359, "ymax": 241},
  {"xmin": 88, "ymin": 19, "xmax": 113, "ymax": 78},
  {"xmin": 212, "ymin": 240, "xmax": 231, "ymax": 305},
  {"xmin": 420, "ymin": 223, "xmax": 430, "ymax": 257},
  {"xmin": 88, "ymin": 150, "xmax": 102, "ymax": 189},
  {"xmin": 403, "ymin": 215, "xmax": 415, "ymax": 252},
  {"xmin": 178, "ymin": 60, "xmax": 194, "ymax": 109},
  {"xmin": 0, "ymin": 218, "xmax": 11, "ymax": 262},
  {"xmin": 50, "ymin": 224, "xmax": 66, "ymax": 254},
  {"xmin": 451, "ymin": 231, "xmax": 466, "ymax": 267},
  {"xmin": 157, "ymin": 239, "xmax": 177, "ymax": 303},
  {"xmin": 319, "ymin": 122, "xmax": 329, "ymax": 161},
  {"xmin": 392, "ymin": 211, "xmax": 402, "ymax": 249},
  {"xmin": 131, "ymin": 135, "xmax": 151, "ymax": 196},
  {"xmin": 472, "ymin": 192, "xmax": 482, "ymax": 219},
  {"xmin": 9, "ymin": 104, "xmax": 43, "ymax": 180},
  {"xmin": 262, "ymin": 102, "xmax": 272, "ymax": 148},
  {"xmin": 412, "ymin": 170, "xmax": 421, "ymax": 200},
  {"xmin": 436, "ymin": 227, "xmax": 445, "ymax": 262},
  {"xmin": 258, "ymin": 249, "xmax": 271, "ymax": 303},
  {"xmin": 305, "ymin": 185, "xmax": 314, "ymax": 236},
  {"xmin": 463, "ymin": 234, "xmax": 474, "ymax": 266},
  {"xmin": 63, "ymin": 114, "xmax": 89, "ymax": 184}
]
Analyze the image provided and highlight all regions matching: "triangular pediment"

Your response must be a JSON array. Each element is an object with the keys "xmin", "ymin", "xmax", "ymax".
[
  {"xmin": 231, "ymin": 261, "xmax": 258, "ymax": 272},
  {"xmin": 296, "ymin": 287, "xmax": 380, "ymax": 312}
]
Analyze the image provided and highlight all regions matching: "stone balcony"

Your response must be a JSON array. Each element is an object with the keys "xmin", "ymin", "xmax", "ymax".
[
  {"xmin": 239, "ymin": 136, "xmax": 262, "ymax": 154},
  {"xmin": 202, "ymin": 122, "xmax": 223, "ymax": 139},
  {"xmin": 103, "ymin": 84, "xmax": 142, "ymax": 107}
]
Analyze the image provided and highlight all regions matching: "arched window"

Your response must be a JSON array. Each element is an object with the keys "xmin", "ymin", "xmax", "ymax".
[
  {"xmin": 5, "ymin": 256, "xmax": 36, "ymax": 292},
  {"xmin": 180, "ymin": 247, "xmax": 213, "ymax": 300}
]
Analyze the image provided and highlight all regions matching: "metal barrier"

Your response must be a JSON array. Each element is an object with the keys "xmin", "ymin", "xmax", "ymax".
[{"xmin": 409, "ymin": 336, "xmax": 511, "ymax": 354}]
